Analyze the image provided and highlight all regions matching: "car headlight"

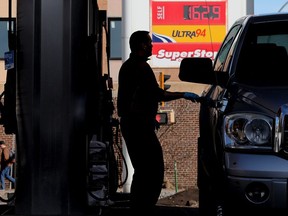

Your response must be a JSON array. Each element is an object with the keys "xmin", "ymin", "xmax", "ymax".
[{"xmin": 223, "ymin": 113, "xmax": 273, "ymax": 150}]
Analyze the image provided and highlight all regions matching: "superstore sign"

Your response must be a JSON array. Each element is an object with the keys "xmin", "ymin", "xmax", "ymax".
[{"xmin": 150, "ymin": 0, "xmax": 227, "ymax": 67}]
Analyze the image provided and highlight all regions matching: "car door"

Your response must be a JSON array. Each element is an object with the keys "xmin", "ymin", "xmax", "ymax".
[{"xmin": 197, "ymin": 20, "xmax": 245, "ymax": 216}]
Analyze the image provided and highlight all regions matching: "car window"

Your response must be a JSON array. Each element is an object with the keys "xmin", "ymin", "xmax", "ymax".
[
  {"xmin": 236, "ymin": 21, "xmax": 288, "ymax": 86},
  {"xmin": 214, "ymin": 24, "xmax": 242, "ymax": 71},
  {"xmin": 257, "ymin": 34, "xmax": 288, "ymax": 52}
]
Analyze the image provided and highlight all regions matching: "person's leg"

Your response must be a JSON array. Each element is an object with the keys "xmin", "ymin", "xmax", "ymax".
[
  {"xmin": 5, "ymin": 166, "xmax": 15, "ymax": 183},
  {"xmin": 0, "ymin": 171, "xmax": 4, "ymax": 190},
  {"xmin": 131, "ymin": 132, "xmax": 164, "ymax": 211},
  {"xmin": 0, "ymin": 167, "xmax": 8, "ymax": 190},
  {"xmin": 121, "ymin": 117, "xmax": 164, "ymax": 214}
]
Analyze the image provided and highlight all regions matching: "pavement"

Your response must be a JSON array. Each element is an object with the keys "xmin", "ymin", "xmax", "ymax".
[
  {"xmin": 94, "ymin": 205, "xmax": 199, "ymax": 216},
  {"xmin": 86, "ymin": 188, "xmax": 199, "ymax": 216},
  {"xmin": 0, "ymin": 188, "xmax": 200, "ymax": 216},
  {"xmin": 157, "ymin": 188, "xmax": 199, "ymax": 208}
]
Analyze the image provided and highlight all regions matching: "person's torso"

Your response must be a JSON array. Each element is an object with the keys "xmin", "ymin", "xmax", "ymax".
[{"xmin": 117, "ymin": 55, "xmax": 164, "ymax": 119}]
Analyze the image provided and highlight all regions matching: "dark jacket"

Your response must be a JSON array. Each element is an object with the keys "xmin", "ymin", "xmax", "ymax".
[
  {"xmin": 117, "ymin": 53, "xmax": 164, "ymax": 120},
  {"xmin": 0, "ymin": 148, "xmax": 15, "ymax": 171}
]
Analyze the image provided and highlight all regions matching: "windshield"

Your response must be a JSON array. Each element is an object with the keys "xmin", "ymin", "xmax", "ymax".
[{"xmin": 236, "ymin": 20, "xmax": 288, "ymax": 86}]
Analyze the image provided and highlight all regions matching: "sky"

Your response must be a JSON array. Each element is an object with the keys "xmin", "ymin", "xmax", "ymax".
[{"xmin": 254, "ymin": 0, "xmax": 288, "ymax": 14}]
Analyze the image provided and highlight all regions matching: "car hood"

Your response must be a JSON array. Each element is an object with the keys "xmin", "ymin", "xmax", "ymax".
[{"xmin": 235, "ymin": 85, "xmax": 288, "ymax": 114}]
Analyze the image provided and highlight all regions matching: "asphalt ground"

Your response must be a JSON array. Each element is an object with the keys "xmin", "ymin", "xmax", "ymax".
[
  {"xmin": 87, "ymin": 205, "xmax": 199, "ymax": 216},
  {"xmin": 86, "ymin": 188, "xmax": 199, "ymax": 216},
  {"xmin": 0, "ymin": 189, "xmax": 200, "ymax": 216},
  {"xmin": 0, "ymin": 205, "xmax": 199, "ymax": 216}
]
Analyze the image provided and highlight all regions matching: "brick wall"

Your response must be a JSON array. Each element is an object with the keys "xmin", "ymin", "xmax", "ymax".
[
  {"xmin": 0, "ymin": 126, "xmax": 15, "ymax": 150},
  {"xmin": 157, "ymin": 99, "xmax": 199, "ymax": 190}
]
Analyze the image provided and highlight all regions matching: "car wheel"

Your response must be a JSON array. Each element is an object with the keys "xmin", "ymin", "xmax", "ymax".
[{"xmin": 198, "ymin": 184, "xmax": 227, "ymax": 216}]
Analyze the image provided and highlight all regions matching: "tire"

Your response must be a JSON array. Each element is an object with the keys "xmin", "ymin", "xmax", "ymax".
[
  {"xmin": 198, "ymin": 142, "xmax": 227, "ymax": 216},
  {"xmin": 198, "ymin": 182, "xmax": 226, "ymax": 216}
]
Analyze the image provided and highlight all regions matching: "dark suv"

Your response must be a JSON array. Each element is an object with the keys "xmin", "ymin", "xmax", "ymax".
[{"xmin": 179, "ymin": 13, "xmax": 288, "ymax": 216}]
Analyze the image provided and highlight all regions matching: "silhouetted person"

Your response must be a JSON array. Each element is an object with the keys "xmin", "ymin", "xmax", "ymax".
[{"xmin": 117, "ymin": 30, "xmax": 199, "ymax": 214}]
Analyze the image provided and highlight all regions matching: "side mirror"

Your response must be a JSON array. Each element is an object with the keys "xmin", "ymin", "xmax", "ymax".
[{"xmin": 179, "ymin": 57, "xmax": 228, "ymax": 86}]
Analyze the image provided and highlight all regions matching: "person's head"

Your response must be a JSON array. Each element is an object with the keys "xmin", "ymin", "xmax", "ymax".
[{"xmin": 129, "ymin": 30, "xmax": 153, "ymax": 57}]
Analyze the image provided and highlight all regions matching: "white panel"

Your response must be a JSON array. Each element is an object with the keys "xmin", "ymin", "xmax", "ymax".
[
  {"xmin": 227, "ymin": 0, "xmax": 254, "ymax": 29},
  {"xmin": 122, "ymin": 0, "xmax": 150, "ymax": 62}
]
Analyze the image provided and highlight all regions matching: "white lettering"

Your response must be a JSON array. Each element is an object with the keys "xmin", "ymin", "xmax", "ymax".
[
  {"xmin": 156, "ymin": 49, "xmax": 217, "ymax": 61},
  {"xmin": 157, "ymin": 6, "xmax": 165, "ymax": 20}
]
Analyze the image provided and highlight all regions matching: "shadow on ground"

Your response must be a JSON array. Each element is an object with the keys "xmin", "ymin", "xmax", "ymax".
[
  {"xmin": 157, "ymin": 187, "xmax": 199, "ymax": 208},
  {"xmin": 90, "ymin": 187, "xmax": 200, "ymax": 216},
  {"xmin": 0, "ymin": 188, "xmax": 200, "ymax": 216}
]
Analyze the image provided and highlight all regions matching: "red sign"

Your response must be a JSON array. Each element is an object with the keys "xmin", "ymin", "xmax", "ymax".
[
  {"xmin": 152, "ymin": 1, "xmax": 226, "ymax": 25},
  {"xmin": 150, "ymin": 0, "xmax": 227, "ymax": 67}
]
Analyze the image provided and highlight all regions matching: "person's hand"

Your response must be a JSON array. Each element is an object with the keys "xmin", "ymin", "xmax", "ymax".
[{"xmin": 183, "ymin": 92, "xmax": 200, "ymax": 102}]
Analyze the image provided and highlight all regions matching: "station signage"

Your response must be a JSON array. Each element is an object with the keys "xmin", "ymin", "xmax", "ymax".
[{"xmin": 150, "ymin": 0, "xmax": 227, "ymax": 67}]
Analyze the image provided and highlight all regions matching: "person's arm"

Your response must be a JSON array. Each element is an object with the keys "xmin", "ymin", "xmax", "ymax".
[
  {"xmin": 162, "ymin": 91, "xmax": 185, "ymax": 101},
  {"xmin": 163, "ymin": 90, "xmax": 200, "ymax": 102},
  {"xmin": 3, "ymin": 148, "xmax": 10, "ymax": 161}
]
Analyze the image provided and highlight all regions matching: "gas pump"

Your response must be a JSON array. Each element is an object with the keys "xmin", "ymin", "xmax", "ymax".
[
  {"xmin": 85, "ymin": 0, "xmax": 120, "ymax": 205},
  {"xmin": 0, "ymin": 0, "xmax": 132, "ymax": 214},
  {"xmin": 0, "ymin": 0, "xmax": 126, "ymax": 215},
  {"xmin": 85, "ymin": 2, "xmax": 130, "ymax": 207}
]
